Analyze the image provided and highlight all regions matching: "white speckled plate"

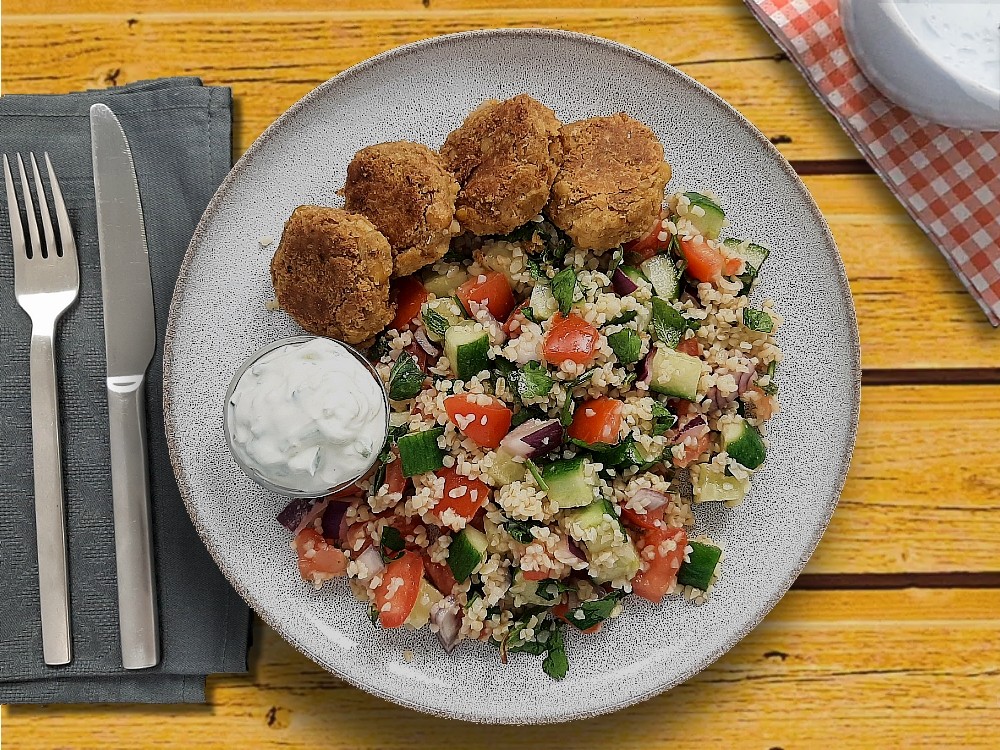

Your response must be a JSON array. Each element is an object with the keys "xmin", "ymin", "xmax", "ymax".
[{"xmin": 163, "ymin": 29, "xmax": 860, "ymax": 724}]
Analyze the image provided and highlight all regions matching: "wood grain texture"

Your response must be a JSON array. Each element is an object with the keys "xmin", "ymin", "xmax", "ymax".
[
  {"xmin": 0, "ymin": 7, "xmax": 857, "ymax": 160},
  {"xmin": 5, "ymin": 591, "xmax": 1000, "ymax": 748}
]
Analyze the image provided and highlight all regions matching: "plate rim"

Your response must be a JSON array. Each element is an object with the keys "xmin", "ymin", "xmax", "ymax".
[{"xmin": 162, "ymin": 27, "xmax": 862, "ymax": 724}]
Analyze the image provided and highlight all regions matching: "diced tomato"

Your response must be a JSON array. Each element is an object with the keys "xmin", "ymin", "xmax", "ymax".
[
  {"xmin": 678, "ymin": 236, "xmax": 723, "ymax": 284},
  {"xmin": 433, "ymin": 466, "xmax": 491, "ymax": 521},
  {"xmin": 631, "ymin": 526, "xmax": 688, "ymax": 603},
  {"xmin": 444, "ymin": 393, "xmax": 513, "ymax": 449},
  {"xmin": 390, "ymin": 276, "xmax": 429, "ymax": 330},
  {"xmin": 457, "ymin": 271, "xmax": 516, "ymax": 321},
  {"xmin": 295, "ymin": 528, "xmax": 348, "ymax": 581},
  {"xmin": 552, "ymin": 599, "xmax": 602, "ymax": 635},
  {"xmin": 620, "ymin": 503, "xmax": 666, "ymax": 531},
  {"xmin": 374, "ymin": 551, "xmax": 424, "ymax": 628},
  {"xmin": 676, "ymin": 337, "xmax": 702, "ymax": 357},
  {"xmin": 470, "ymin": 506, "xmax": 488, "ymax": 532},
  {"xmin": 423, "ymin": 554, "xmax": 458, "ymax": 595},
  {"xmin": 383, "ymin": 450, "xmax": 408, "ymax": 495},
  {"xmin": 521, "ymin": 567, "xmax": 550, "ymax": 582},
  {"xmin": 503, "ymin": 302, "xmax": 531, "ymax": 337},
  {"xmin": 542, "ymin": 313, "xmax": 601, "ymax": 366},
  {"xmin": 403, "ymin": 341, "xmax": 431, "ymax": 373},
  {"xmin": 672, "ymin": 429, "xmax": 713, "ymax": 468},
  {"xmin": 623, "ymin": 208, "xmax": 668, "ymax": 264},
  {"xmin": 722, "ymin": 255, "xmax": 744, "ymax": 276},
  {"xmin": 567, "ymin": 397, "xmax": 623, "ymax": 446}
]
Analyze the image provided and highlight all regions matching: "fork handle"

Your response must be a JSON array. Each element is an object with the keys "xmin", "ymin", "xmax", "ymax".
[
  {"xmin": 29, "ymin": 327, "xmax": 72, "ymax": 666},
  {"xmin": 107, "ymin": 375, "xmax": 159, "ymax": 669}
]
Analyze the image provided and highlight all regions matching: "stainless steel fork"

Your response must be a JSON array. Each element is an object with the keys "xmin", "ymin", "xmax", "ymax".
[{"xmin": 3, "ymin": 153, "xmax": 80, "ymax": 666}]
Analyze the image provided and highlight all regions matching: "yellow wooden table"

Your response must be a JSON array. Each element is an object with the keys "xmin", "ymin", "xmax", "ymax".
[{"xmin": 3, "ymin": 1, "xmax": 999, "ymax": 747}]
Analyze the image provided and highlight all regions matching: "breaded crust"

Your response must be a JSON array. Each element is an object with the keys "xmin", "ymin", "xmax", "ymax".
[
  {"xmin": 546, "ymin": 113, "xmax": 672, "ymax": 251},
  {"xmin": 270, "ymin": 206, "xmax": 395, "ymax": 344},
  {"xmin": 344, "ymin": 141, "xmax": 460, "ymax": 277},
  {"xmin": 441, "ymin": 94, "xmax": 563, "ymax": 236}
]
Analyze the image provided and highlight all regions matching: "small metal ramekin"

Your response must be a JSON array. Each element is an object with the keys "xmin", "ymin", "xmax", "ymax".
[{"xmin": 223, "ymin": 335, "xmax": 389, "ymax": 498}]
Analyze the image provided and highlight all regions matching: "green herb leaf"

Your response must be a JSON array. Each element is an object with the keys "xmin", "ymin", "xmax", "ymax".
[
  {"xmin": 606, "ymin": 310, "xmax": 638, "ymax": 327},
  {"xmin": 525, "ymin": 255, "xmax": 543, "ymax": 280},
  {"xmin": 560, "ymin": 395, "xmax": 575, "ymax": 427},
  {"xmin": 422, "ymin": 307, "xmax": 451, "ymax": 338},
  {"xmin": 388, "ymin": 351, "xmax": 425, "ymax": 400},
  {"xmin": 567, "ymin": 367, "xmax": 597, "ymax": 390},
  {"xmin": 564, "ymin": 590, "xmax": 626, "ymax": 631},
  {"xmin": 761, "ymin": 360, "xmax": 778, "ymax": 395},
  {"xmin": 369, "ymin": 606, "xmax": 380, "ymax": 625},
  {"xmin": 442, "ymin": 247, "xmax": 467, "ymax": 263},
  {"xmin": 649, "ymin": 297, "xmax": 688, "ymax": 348},
  {"xmin": 525, "ymin": 458, "xmax": 548, "ymax": 491},
  {"xmin": 542, "ymin": 626, "xmax": 569, "ymax": 680},
  {"xmin": 522, "ymin": 306, "xmax": 537, "ymax": 324},
  {"xmin": 651, "ymin": 402, "xmax": 677, "ymax": 436},
  {"xmin": 550, "ymin": 268, "xmax": 577, "ymax": 316},
  {"xmin": 505, "ymin": 517, "xmax": 542, "ymax": 544},
  {"xmin": 379, "ymin": 526, "xmax": 406, "ymax": 563},
  {"xmin": 606, "ymin": 328, "xmax": 642, "ymax": 365},
  {"xmin": 518, "ymin": 362, "xmax": 555, "ymax": 400},
  {"xmin": 743, "ymin": 308, "xmax": 774, "ymax": 333},
  {"xmin": 534, "ymin": 578, "xmax": 574, "ymax": 603},
  {"xmin": 370, "ymin": 332, "xmax": 392, "ymax": 361}
]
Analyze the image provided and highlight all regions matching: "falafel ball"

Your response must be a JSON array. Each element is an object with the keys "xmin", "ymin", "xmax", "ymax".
[
  {"xmin": 344, "ymin": 141, "xmax": 460, "ymax": 277},
  {"xmin": 441, "ymin": 94, "xmax": 563, "ymax": 236},
  {"xmin": 270, "ymin": 206, "xmax": 395, "ymax": 344},
  {"xmin": 546, "ymin": 114, "xmax": 672, "ymax": 252}
]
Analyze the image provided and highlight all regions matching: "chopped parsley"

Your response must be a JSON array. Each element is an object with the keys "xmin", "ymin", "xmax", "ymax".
[
  {"xmin": 650, "ymin": 297, "xmax": 690, "ymax": 348},
  {"xmin": 550, "ymin": 267, "xmax": 578, "ymax": 316},
  {"xmin": 564, "ymin": 590, "xmax": 627, "ymax": 631},
  {"xmin": 606, "ymin": 328, "xmax": 642, "ymax": 365},
  {"xmin": 525, "ymin": 458, "xmax": 548, "ymax": 491},
  {"xmin": 606, "ymin": 309, "xmax": 638, "ymax": 327},
  {"xmin": 504, "ymin": 517, "xmax": 543, "ymax": 544},
  {"xmin": 379, "ymin": 526, "xmax": 405, "ymax": 563},
  {"xmin": 651, "ymin": 401, "xmax": 677, "ymax": 436},
  {"xmin": 743, "ymin": 307, "xmax": 774, "ymax": 333},
  {"xmin": 541, "ymin": 625, "xmax": 569, "ymax": 680},
  {"xmin": 511, "ymin": 405, "xmax": 546, "ymax": 428}
]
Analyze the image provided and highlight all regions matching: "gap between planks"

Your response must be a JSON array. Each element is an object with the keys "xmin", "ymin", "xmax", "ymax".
[
  {"xmin": 795, "ymin": 572, "xmax": 1000, "ymax": 590},
  {"xmin": 862, "ymin": 368, "xmax": 1000, "ymax": 386}
]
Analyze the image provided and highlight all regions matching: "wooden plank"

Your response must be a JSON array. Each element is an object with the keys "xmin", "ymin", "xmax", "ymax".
[
  {"xmin": 0, "ymin": 10, "xmax": 857, "ymax": 160},
  {"xmin": 5, "ymin": 590, "xmax": 999, "ymax": 747},
  {"xmin": 807, "ymin": 385, "xmax": 1000, "ymax": 575}
]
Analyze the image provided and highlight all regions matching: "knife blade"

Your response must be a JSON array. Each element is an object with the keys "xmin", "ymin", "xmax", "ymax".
[{"xmin": 91, "ymin": 102, "xmax": 160, "ymax": 670}]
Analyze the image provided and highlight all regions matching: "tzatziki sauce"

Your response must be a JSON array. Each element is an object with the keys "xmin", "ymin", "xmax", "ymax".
[{"xmin": 226, "ymin": 337, "xmax": 388, "ymax": 495}]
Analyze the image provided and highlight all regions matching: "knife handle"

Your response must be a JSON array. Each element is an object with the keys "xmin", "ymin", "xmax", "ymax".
[{"xmin": 107, "ymin": 374, "xmax": 160, "ymax": 669}]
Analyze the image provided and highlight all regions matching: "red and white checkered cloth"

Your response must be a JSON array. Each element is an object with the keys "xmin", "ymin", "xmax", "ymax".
[{"xmin": 744, "ymin": 0, "xmax": 1000, "ymax": 325}]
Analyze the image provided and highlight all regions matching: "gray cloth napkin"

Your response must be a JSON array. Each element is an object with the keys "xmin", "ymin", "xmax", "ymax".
[{"xmin": 0, "ymin": 78, "xmax": 251, "ymax": 703}]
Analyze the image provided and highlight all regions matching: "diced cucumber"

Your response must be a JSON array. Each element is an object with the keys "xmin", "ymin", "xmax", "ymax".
[
  {"xmin": 693, "ymin": 464, "xmax": 750, "ymax": 504},
  {"xmin": 397, "ymin": 427, "xmax": 445, "ymax": 476},
  {"xmin": 422, "ymin": 266, "xmax": 470, "ymax": 298},
  {"xmin": 677, "ymin": 541, "xmax": 722, "ymax": 590},
  {"xmin": 683, "ymin": 192, "xmax": 725, "ymax": 239},
  {"xmin": 421, "ymin": 297, "xmax": 466, "ymax": 342},
  {"xmin": 447, "ymin": 526, "xmax": 488, "ymax": 582},
  {"xmin": 565, "ymin": 498, "xmax": 640, "ymax": 584},
  {"xmin": 477, "ymin": 242, "xmax": 518, "ymax": 286},
  {"xmin": 606, "ymin": 328, "xmax": 642, "ymax": 365},
  {"xmin": 404, "ymin": 579, "xmax": 444, "ymax": 629},
  {"xmin": 444, "ymin": 322, "xmax": 490, "ymax": 381},
  {"xmin": 542, "ymin": 457, "xmax": 595, "ymax": 509},
  {"xmin": 510, "ymin": 570, "xmax": 560, "ymax": 606},
  {"xmin": 529, "ymin": 282, "xmax": 559, "ymax": 321},
  {"xmin": 648, "ymin": 345, "xmax": 703, "ymax": 401},
  {"xmin": 721, "ymin": 417, "xmax": 767, "ymax": 469},
  {"xmin": 640, "ymin": 255, "xmax": 681, "ymax": 301},
  {"xmin": 722, "ymin": 237, "xmax": 770, "ymax": 275},
  {"xmin": 488, "ymin": 448, "xmax": 527, "ymax": 485}
]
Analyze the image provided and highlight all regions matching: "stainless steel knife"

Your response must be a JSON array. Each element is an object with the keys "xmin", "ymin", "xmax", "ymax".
[{"xmin": 90, "ymin": 103, "xmax": 160, "ymax": 670}]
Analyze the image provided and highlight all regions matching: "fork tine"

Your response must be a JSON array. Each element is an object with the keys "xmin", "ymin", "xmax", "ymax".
[
  {"xmin": 30, "ymin": 153, "xmax": 56, "ymax": 259},
  {"xmin": 16, "ymin": 154, "xmax": 41, "ymax": 259},
  {"xmin": 3, "ymin": 155, "xmax": 27, "ymax": 261},
  {"xmin": 44, "ymin": 154, "xmax": 76, "ymax": 261}
]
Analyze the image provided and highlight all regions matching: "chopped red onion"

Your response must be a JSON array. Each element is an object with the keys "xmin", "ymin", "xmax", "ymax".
[
  {"xmin": 500, "ymin": 418, "xmax": 563, "ymax": 458},
  {"xmin": 611, "ymin": 267, "xmax": 639, "ymax": 296},
  {"xmin": 355, "ymin": 546, "xmax": 384, "ymax": 582},
  {"xmin": 630, "ymin": 488, "xmax": 671, "ymax": 511},
  {"xmin": 673, "ymin": 414, "xmax": 709, "ymax": 443},
  {"xmin": 277, "ymin": 496, "xmax": 330, "ymax": 534},
  {"xmin": 321, "ymin": 501, "xmax": 349, "ymax": 540},
  {"xmin": 637, "ymin": 348, "xmax": 655, "ymax": 387},
  {"xmin": 737, "ymin": 368, "xmax": 754, "ymax": 395},
  {"xmin": 413, "ymin": 327, "xmax": 439, "ymax": 357},
  {"xmin": 431, "ymin": 596, "xmax": 463, "ymax": 653},
  {"xmin": 557, "ymin": 535, "xmax": 587, "ymax": 562}
]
